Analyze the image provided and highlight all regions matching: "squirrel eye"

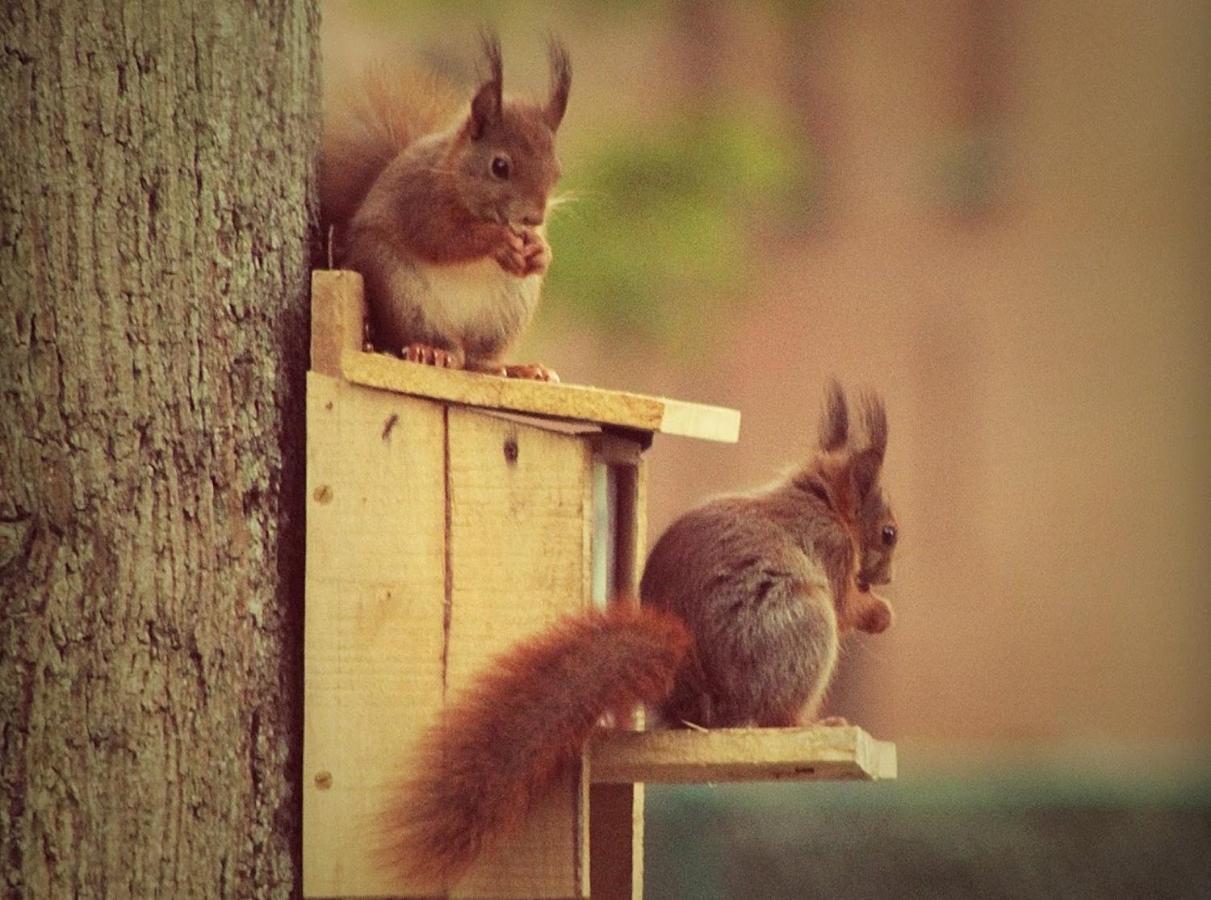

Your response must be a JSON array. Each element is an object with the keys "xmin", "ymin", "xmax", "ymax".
[
  {"xmin": 881, "ymin": 524, "xmax": 898, "ymax": 547},
  {"xmin": 490, "ymin": 156, "xmax": 511, "ymax": 179}
]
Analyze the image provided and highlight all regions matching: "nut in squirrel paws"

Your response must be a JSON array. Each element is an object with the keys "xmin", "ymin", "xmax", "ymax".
[
  {"xmin": 401, "ymin": 343, "xmax": 464, "ymax": 369},
  {"xmin": 494, "ymin": 227, "xmax": 550, "ymax": 278}
]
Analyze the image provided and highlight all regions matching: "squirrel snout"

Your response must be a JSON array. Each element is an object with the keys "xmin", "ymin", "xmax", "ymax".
[{"xmin": 506, "ymin": 198, "xmax": 547, "ymax": 228}]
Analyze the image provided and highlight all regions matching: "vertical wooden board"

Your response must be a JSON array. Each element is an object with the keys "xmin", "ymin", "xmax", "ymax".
[
  {"xmin": 303, "ymin": 372, "xmax": 447, "ymax": 898},
  {"xmin": 446, "ymin": 408, "xmax": 593, "ymax": 899},
  {"xmin": 591, "ymin": 457, "xmax": 648, "ymax": 900},
  {"xmin": 590, "ymin": 462, "xmax": 618, "ymax": 608},
  {"xmin": 310, "ymin": 269, "xmax": 366, "ymax": 377},
  {"xmin": 588, "ymin": 783, "xmax": 644, "ymax": 900}
]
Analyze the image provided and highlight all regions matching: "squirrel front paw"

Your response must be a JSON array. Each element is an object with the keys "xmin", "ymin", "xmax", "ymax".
[
  {"xmin": 494, "ymin": 227, "xmax": 550, "ymax": 277},
  {"xmin": 519, "ymin": 229, "xmax": 551, "ymax": 277},
  {"xmin": 493, "ymin": 228, "xmax": 529, "ymax": 276}
]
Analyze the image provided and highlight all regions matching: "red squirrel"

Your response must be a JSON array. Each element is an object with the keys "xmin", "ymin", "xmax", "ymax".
[
  {"xmin": 320, "ymin": 35, "xmax": 571, "ymax": 380},
  {"xmin": 381, "ymin": 382, "xmax": 898, "ymax": 885}
]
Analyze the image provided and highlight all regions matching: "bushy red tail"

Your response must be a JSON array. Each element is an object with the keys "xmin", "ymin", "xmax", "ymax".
[
  {"xmin": 320, "ymin": 64, "xmax": 462, "ymax": 230},
  {"xmin": 379, "ymin": 604, "xmax": 691, "ymax": 886}
]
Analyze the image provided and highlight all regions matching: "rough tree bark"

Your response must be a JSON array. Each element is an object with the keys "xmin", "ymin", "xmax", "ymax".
[{"xmin": 1, "ymin": 2, "xmax": 318, "ymax": 896}]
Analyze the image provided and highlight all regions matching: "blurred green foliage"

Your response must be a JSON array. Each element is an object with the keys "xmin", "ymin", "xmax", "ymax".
[
  {"xmin": 931, "ymin": 127, "xmax": 1007, "ymax": 220},
  {"xmin": 546, "ymin": 109, "xmax": 805, "ymax": 344},
  {"xmin": 647, "ymin": 775, "xmax": 1211, "ymax": 899}
]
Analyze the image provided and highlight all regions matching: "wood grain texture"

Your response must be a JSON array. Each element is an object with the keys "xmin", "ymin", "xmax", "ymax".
[
  {"xmin": 311, "ymin": 267, "xmax": 741, "ymax": 444},
  {"xmin": 0, "ymin": 1, "xmax": 319, "ymax": 896},
  {"xmin": 445, "ymin": 408, "xmax": 594, "ymax": 899},
  {"xmin": 302, "ymin": 374, "xmax": 446, "ymax": 897},
  {"xmin": 341, "ymin": 348, "xmax": 741, "ymax": 444},
  {"xmin": 312, "ymin": 268, "xmax": 743, "ymax": 443},
  {"xmin": 589, "ymin": 727, "xmax": 897, "ymax": 784},
  {"xmin": 310, "ymin": 270, "xmax": 367, "ymax": 377}
]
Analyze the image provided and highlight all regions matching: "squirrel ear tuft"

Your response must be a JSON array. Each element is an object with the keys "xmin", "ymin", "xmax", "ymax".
[
  {"xmin": 859, "ymin": 392, "xmax": 888, "ymax": 462},
  {"xmin": 849, "ymin": 448, "xmax": 883, "ymax": 500},
  {"xmin": 818, "ymin": 379, "xmax": 849, "ymax": 452},
  {"xmin": 545, "ymin": 36, "xmax": 571, "ymax": 131},
  {"xmin": 848, "ymin": 392, "xmax": 887, "ymax": 499},
  {"xmin": 469, "ymin": 32, "xmax": 504, "ymax": 140}
]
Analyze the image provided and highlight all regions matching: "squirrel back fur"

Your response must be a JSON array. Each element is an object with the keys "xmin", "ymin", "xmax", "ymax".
[{"xmin": 380, "ymin": 604, "xmax": 690, "ymax": 887}]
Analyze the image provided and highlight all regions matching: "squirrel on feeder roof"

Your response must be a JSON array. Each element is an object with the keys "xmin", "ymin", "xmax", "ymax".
[{"xmin": 320, "ymin": 34, "xmax": 570, "ymax": 381}]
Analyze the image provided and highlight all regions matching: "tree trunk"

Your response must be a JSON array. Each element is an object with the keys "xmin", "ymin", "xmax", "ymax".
[{"xmin": 1, "ymin": 2, "xmax": 318, "ymax": 896}]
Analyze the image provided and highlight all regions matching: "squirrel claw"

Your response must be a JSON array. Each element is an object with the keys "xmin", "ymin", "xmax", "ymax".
[
  {"xmin": 503, "ymin": 363, "xmax": 559, "ymax": 382},
  {"xmin": 813, "ymin": 716, "xmax": 850, "ymax": 727},
  {"xmin": 401, "ymin": 343, "xmax": 461, "ymax": 369}
]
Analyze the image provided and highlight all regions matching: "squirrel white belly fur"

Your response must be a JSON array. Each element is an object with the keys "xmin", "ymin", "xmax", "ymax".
[
  {"xmin": 347, "ymin": 241, "xmax": 544, "ymax": 366},
  {"xmin": 381, "ymin": 382, "xmax": 900, "ymax": 887}
]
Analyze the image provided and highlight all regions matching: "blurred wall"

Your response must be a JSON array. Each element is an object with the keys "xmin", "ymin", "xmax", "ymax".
[{"xmin": 323, "ymin": 1, "xmax": 1211, "ymax": 763}]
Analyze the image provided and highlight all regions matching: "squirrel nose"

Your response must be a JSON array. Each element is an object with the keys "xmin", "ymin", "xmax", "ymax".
[{"xmin": 519, "ymin": 211, "xmax": 544, "ymax": 227}]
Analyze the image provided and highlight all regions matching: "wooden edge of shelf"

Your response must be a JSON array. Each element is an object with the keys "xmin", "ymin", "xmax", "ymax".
[
  {"xmin": 338, "ymin": 349, "xmax": 741, "ymax": 444},
  {"xmin": 587, "ymin": 726, "xmax": 897, "ymax": 784},
  {"xmin": 310, "ymin": 268, "xmax": 740, "ymax": 443}
]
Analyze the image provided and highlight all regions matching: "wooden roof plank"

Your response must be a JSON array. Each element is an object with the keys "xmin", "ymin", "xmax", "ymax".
[{"xmin": 340, "ymin": 349, "xmax": 741, "ymax": 443}]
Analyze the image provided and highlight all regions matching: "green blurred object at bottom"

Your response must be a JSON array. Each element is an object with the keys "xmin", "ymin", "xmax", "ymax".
[{"xmin": 645, "ymin": 772, "xmax": 1211, "ymax": 899}]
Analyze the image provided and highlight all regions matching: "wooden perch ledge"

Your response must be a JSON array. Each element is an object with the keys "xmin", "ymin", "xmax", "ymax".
[
  {"xmin": 311, "ymin": 269, "xmax": 741, "ymax": 444},
  {"xmin": 589, "ymin": 726, "xmax": 897, "ymax": 784}
]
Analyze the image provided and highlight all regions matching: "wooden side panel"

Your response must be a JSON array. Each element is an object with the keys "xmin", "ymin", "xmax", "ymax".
[
  {"xmin": 303, "ymin": 372, "xmax": 447, "ymax": 898},
  {"xmin": 446, "ymin": 408, "xmax": 594, "ymax": 899}
]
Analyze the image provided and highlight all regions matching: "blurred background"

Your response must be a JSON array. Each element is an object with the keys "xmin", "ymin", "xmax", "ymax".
[{"xmin": 324, "ymin": 1, "xmax": 1211, "ymax": 895}]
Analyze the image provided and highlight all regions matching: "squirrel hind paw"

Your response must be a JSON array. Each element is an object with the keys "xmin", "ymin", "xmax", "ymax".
[
  {"xmin": 503, "ymin": 363, "xmax": 559, "ymax": 382},
  {"xmin": 813, "ymin": 715, "xmax": 850, "ymax": 727},
  {"xmin": 401, "ymin": 343, "xmax": 464, "ymax": 369}
]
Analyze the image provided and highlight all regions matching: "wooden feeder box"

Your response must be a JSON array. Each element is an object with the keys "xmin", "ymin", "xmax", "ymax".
[{"xmin": 303, "ymin": 271, "xmax": 896, "ymax": 899}]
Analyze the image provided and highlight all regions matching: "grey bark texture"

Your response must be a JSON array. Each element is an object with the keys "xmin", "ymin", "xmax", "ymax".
[{"xmin": 1, "ymin": 1, "xmax": 319, "ymax": 897}]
